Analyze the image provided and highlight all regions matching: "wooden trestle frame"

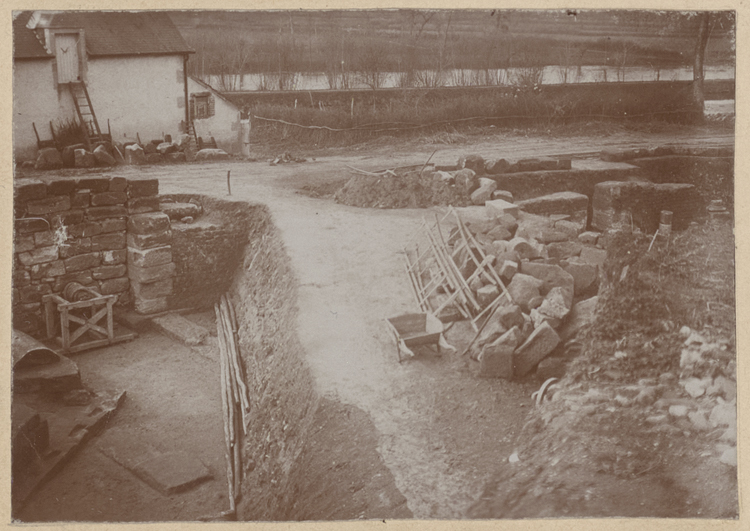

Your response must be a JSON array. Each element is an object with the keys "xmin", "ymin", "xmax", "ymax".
[{"xmin": 42, "ymin": 285, "xmax": 135, "ymax": 353}]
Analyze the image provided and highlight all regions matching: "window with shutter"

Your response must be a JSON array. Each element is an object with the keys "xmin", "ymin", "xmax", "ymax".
[{"xmin": 190, "ymin": 92, "xmax": 215, "ymax": 120}]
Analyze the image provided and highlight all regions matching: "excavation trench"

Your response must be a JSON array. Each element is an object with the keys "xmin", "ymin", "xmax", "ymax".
[{"xmin": 170, "ymin": 194, "xmax": 412, "ymax": 520}]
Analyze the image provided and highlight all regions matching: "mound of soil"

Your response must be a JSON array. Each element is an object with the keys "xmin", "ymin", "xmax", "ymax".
[{"xmin": 334, "ymin": 170, "xmax": 471, "ymax": 209}]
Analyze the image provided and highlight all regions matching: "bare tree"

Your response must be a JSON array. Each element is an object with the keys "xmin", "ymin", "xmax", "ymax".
[{"xmin": 692, "ymin": 12, "xmax": 711, "ymax": 115}]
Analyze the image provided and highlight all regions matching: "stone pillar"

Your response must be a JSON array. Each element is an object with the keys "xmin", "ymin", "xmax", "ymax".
[{"xmin": 127, "ymin": 212, "xmax": 175, "ymax": 314}]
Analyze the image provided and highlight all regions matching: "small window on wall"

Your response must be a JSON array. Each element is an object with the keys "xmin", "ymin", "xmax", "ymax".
[{"xmin": 190, "ymin": 92, "xmax": 215, "ymax": 120}]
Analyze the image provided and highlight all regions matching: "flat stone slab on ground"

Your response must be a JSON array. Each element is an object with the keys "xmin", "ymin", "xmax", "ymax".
[
  {"xmin": 515, "ymin": 191, "xmax": 588, "ymax": 226},
  {"xmin": 100, "ymin": 441, "xmax": 212, "ymax": 495},
  {"xmin": 151, "ymin": 313, "xmax": 210, "ymax": 346},
  {"xmin": 134, "ymin": 451, "xmax": 213, "ymax": 495}
]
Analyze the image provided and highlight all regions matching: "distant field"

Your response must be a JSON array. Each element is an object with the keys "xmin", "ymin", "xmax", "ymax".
[{"xmin": 169, "ymin": 9, "xmax": 735, "ymax": 80}]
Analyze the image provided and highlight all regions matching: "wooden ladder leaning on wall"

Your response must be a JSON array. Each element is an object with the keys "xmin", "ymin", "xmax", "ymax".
[{"xmin": 69, "ymin": 80, "xmax": 103, "ymax": 151}]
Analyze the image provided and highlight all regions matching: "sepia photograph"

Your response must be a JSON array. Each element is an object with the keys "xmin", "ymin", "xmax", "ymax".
[{"xmin": 10, "ymin": 7, "xmax": 738, "ymax": 523}]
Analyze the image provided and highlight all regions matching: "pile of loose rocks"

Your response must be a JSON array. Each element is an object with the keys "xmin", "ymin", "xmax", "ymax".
[
  {"xmin": 454, "ymin": 204, "xmax": 604, "ymax": 382},
  {"xmin": 21, "ymin": 134, "xmax": 230, "ymax": 171},
  {"xmin": 545, "ymin": 324, "xmax": 737, "ymax": 468}
]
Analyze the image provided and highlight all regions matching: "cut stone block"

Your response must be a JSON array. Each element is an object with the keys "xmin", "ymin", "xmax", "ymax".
[
  {"xmin": 560, "ymin": 260, "xmax": 598, "ymax": 296},
  {"xmin": 492, "ymin": 190, "xmax": 514, "ymax": 203},
  {"xmin": 134, "ymin": 451, "xmax": 212, "ymax": 495},
  {"xmin": 485, "ymin": 159, "xmax": 510, "ymax": 175},
  {"xmin": 127, "ymin": 246, "xmax": 172, "ymax": 268},
  {"xmin": 87, "ymin": 206, "xmax": 128, "ymax": 221},
  {"xmin": 498, "ymin": 260, "xmax": 518, "ymax": 281},
  {"xmin": 559, "ymin": 296, "xmax": 598, "ymax": 342},
  {"xmin": 129, "ymin": 262, "xmax": 176, "ymax": 284},
  {"xmin": 513, "ymin": 322, "xmax": 560, "ymax": 377},
  {"xmin": 91, "ymin": 192, "xmax": 127, "ymax": 207},
  {"xmin": 76, "ymin": 177, "xmax": 110, "ymax": 193},
  {"xmin": 160, "ymin": 202, "xmax": 201, "ymax": 221},
  {"xmin": 26, "ymin": 196, "xmax": 71, "ymax": 216},
  {"xmin": 151, "ymin": 313, "xmax": 209, "ymax": 347},
  {"xmin": 127, "ymin": 179, "xmax": 159, "ymax": 198},
  {"xmin": 127, "ymin": 212, "xmax": 171, "ymax": 235},
  {"xmin": 507, "ymin": 273, "xmax": 543, "ymax": 313},
  {"xmin": 476, "ymin": 284, "xmax": 500, "ymax": 307},
  {"xmin": 18, "ymin": 246, "xmax": 59, "ymax": 266},
  {"xmin": 519, "ymin": 262, "xmax": 575, "ymax": 307},
  {"xmin": 546, "ymin": 241, "xmax": 582, "ymax": 259},
  {"xmin": 578, "ymin": 231, "xmax": 601, "ymax": 245},
  {"xmin": 486, "ymin": 199, "xmax": 520, "ymax": 219},
  {"xmin": 131, "ymin": 278, "xmax": 174, "ymax": 299},
  {"xmin": 134, "ymin": 296, "xmax": 168, "ymax": 315},
  {"xmin": 480, "ymin": 344, "xmax": 514, "ymax": 379},
  {"xmin": 507, "ymin": 237, "xmax": 541, "ymax": 260},
  {"xmin": 15, "ymin": 180, "xmax": 47, "ymax": 203},
  {"xmin": 63, "ymin": 252, "xmax": 102, "ymax": 272},
  {"xmin": 91, "ymin": 232, "xmax": 127, "ymax": 251},
  {"xmin": 13, "ymin": 353, "xmax": 82, "ymax": 394},
  {"xmin": 127, "ymin": 197, "xmax": 160, "ymax": 214},
  {"xmin": 127, "ymin": 229, "xmax": 172, "ymax": 250},
  {"xmin": 516, "ymin": 192, "xmax": 588, "ymax": 226}
]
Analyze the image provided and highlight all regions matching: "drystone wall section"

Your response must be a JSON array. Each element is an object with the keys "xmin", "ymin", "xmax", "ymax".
[
  {"xmin": 12, "ymin": 177, "xmax": 179, "ymax": 334},
  {"xmin": 165, "ymin": 195, "xmax": 255, "ymax": 310},
  {"xmin": 14, "ymin": 178, "xmax": 128, "ymax": 332}
]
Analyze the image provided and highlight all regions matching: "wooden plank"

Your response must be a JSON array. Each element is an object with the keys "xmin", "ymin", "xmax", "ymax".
[
  {"xmin": 61, "ymin": 308, "xmax": 70, "ymax": 351},
  {"xmin": 57, "ymin": 297, "xmax": 115, "ymax": 311},
  {"xmin": 107, "ymin": 299, "xmax": 115, "ymax": 340},
  {"xmin": 43, "ymin": 296, "xmax": 57, "ymax": 339}
]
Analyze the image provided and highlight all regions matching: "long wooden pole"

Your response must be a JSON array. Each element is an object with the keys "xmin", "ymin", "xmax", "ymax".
[
  {"xmin": 220, "ymin": 298, "xmax": 250, "ymax": 430},
  {"xmin": 215, "ymin": 304, "xmax": 235, "ymax": 511}
]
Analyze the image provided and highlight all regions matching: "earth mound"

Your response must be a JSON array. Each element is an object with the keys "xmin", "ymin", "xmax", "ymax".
[{"xmin": 334, "ymin": 170, "xmax": 472, "ymax": 209}]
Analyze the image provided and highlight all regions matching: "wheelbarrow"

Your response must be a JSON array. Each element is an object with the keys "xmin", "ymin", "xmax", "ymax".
[{"xmin": 385, "ymin": 312, "xmax": 455, "ymax": 363}]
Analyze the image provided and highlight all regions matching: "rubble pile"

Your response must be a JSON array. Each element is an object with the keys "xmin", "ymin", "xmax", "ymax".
[
  {"xmin": 334, "ymin": 168, "xmax": 474, "ymax": 209},
  {"xmin": 404, "ymin": 197, "xmax": 605, "ymax": 381}
]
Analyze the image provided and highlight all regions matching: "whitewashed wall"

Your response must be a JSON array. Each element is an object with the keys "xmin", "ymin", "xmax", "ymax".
[
  {"xmin": 86, "ymin": 55, "xmax": 186, "ymax": 144},
  {"xmin": 188, "ymin": 76, "xmax": 241, "ymax": 154},
  {"xmin": 13, "ymin": 59, "xmax": 75, "ymax": 161},
  {"xmin": 14, "ymin": 54, "xmax": 188, "ymax": 161}
]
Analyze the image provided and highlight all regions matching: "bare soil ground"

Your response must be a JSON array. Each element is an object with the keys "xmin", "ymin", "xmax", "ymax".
[{"xmin": 14, "ymin": 124, "xmax": 737, "ymax": 521}]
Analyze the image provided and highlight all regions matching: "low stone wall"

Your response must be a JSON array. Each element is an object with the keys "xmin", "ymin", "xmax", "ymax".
[
  {"xmin": 629, "ymin": 156, "xmax": 734, "ymax": 210},
  {"xmin": 12, "ymin": 177, "xmax": 160, "ymax": 333},
  {"xmin": 488, "ymin": 167, "xmax": 644, "ymax": 203},
  {"xmin": 490, "ymin": 167, "xmax": 644, "ymax": 229}
]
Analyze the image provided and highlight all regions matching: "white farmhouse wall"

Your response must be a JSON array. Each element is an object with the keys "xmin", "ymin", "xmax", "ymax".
[
  {"xmin": 187, "ymin": 77, "xmax": 241, "ymax": 154},
  {"xmin": 86, "ymin": 55, "xmax": 186, "ymax": 144},
  {"xmin": 13, "ymin": 60, "xmax": 76, "ymax": 161}
]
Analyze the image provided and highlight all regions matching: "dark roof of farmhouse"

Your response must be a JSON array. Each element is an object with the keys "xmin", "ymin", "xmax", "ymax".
[{"xmin": 14, "ymin": 10, "xmax": 193, "ymax": 59}]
